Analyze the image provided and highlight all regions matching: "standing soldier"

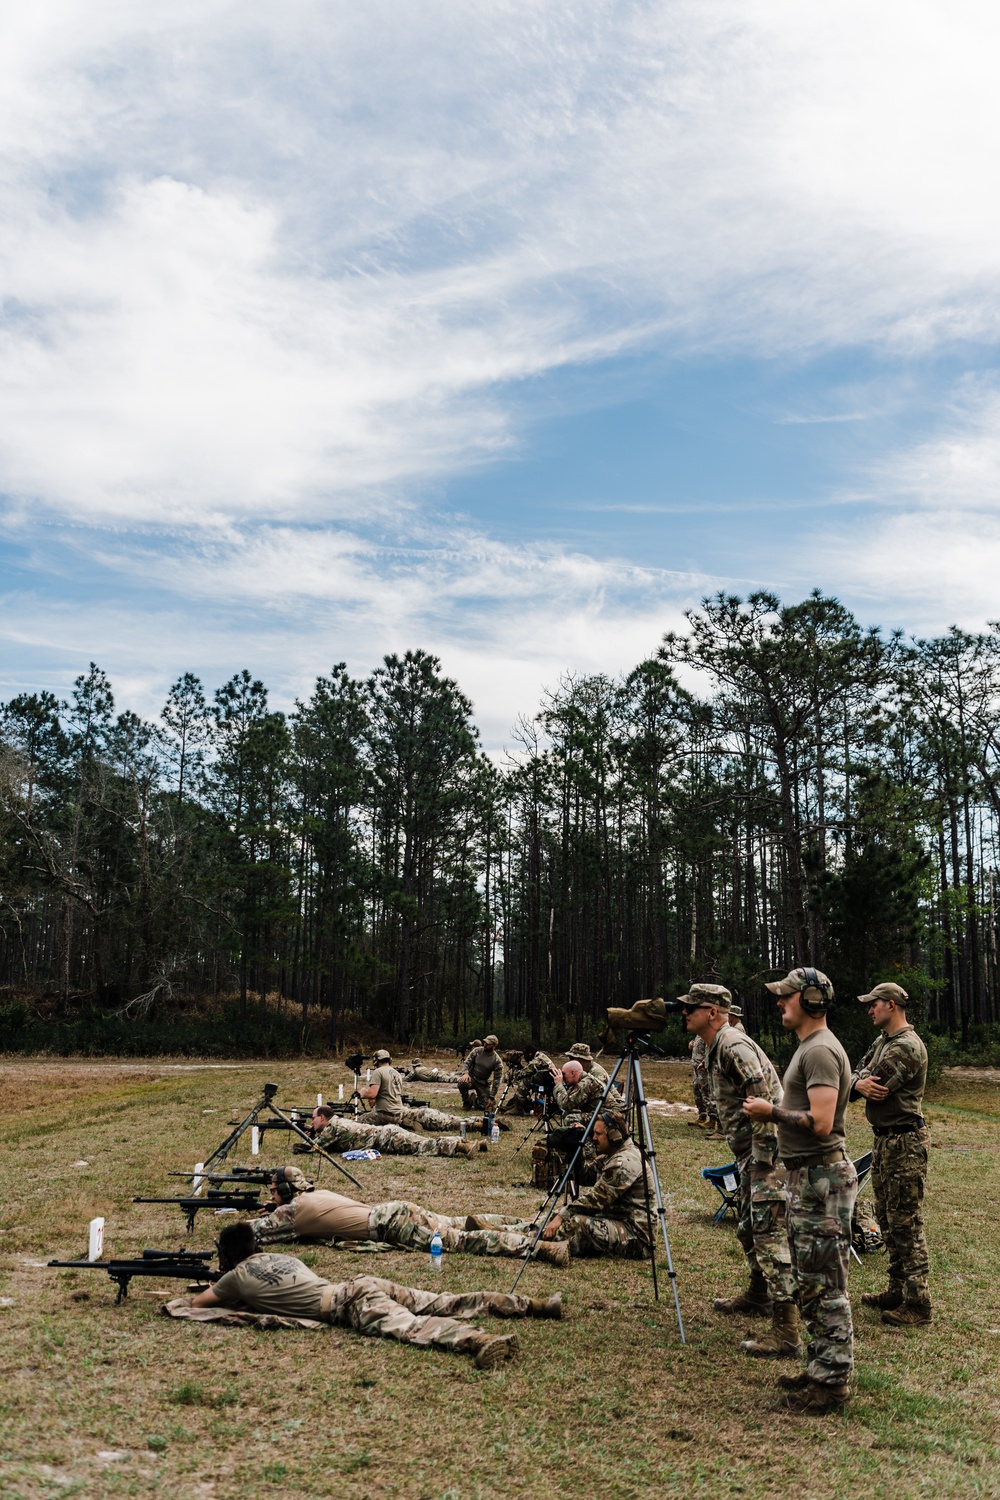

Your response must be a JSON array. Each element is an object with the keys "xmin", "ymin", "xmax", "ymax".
[
  {"xmin": 682, "ymin": 984, "xmax": 798, "ymax": 1358},
  {"xmin": 851, "ymin": 982, "xmax": 931, "ymax": 1327},
  {"xmin": 744, "ymin": 967, "xmax": 856, "ymax": 1415}
]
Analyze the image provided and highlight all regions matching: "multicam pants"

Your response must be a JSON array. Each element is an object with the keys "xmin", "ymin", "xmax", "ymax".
[
  {"xmin": 343, "ymin": 1123, "xmax": 468, "ymax": 1156},
  {"xmin": 785, "ymin": 1157, "xmax": 858, "ymax": 1388},
  {"xmin": 459, "ymin": 1081, "xmax": 494, "ymax": 1112},
  {"xmin": 368, "ymin": 1107, "xmax": 469, "ymax": 1133},
  {"xmin": 691, "ymin": 1038, "xmax": 719, "ymax": 1124},
  {"xmin": 326, "ymin": 1275, "xmax": 534, "ymax": 1355},
  {"xmin": 556, "ymin": 1211, "xmax": 651, "ymax": 1259},
  {"xmin": 872, "ymin": 1127, "xmax": 930, "ymax": 1304},
  {"xmin": 370, "ymin": 1201, "xmax": 535, "ymax": 1259},
  {"xmin": 735, "ymin": 1153, "xmax": 796, "ymax": 1304}
]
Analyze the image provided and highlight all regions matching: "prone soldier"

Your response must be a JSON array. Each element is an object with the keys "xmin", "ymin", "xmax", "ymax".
[
  {"xmin": 306, "ymin": 1104, "xmax": 484, "ymax": 1159},
  {"xmin": 457, "ymin": 1036, "xmax": 504, "ymax": 1112},
  {"xmin": 360, "ymin": 1049, "xmax": 474, "ymax": 1132},
  {"xmin": 190, "ymin": 1222, "xmax": 561, "ymax": 1369},
  {"xmin": 744, "ymin": 967, "xmax": 857, "ymax": 1415},
  {"xmin": 851, "ymin": 982, "xmax": 931, "ymax": 1326},
  {"xmin": 682, "ymin": 983, "xmax": 798, "ymax": 1358},
  {"xmin": 254, "ymin": 1165, "xmax": 569, "ymax": 1266}
]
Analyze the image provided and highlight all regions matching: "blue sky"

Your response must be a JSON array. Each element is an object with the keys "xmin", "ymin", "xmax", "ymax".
[{"xmin": 2, "ymin": 1, "xmax": 1000, "ymax": 747}]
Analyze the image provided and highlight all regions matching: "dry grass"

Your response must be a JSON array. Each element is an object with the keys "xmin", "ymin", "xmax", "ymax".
[{"xmin": 0, "ymin": 1055, "xmax": 998, "ymax": 1500}]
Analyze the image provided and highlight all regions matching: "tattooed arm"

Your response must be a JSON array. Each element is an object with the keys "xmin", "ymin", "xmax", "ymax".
[{"xmin": 743, "ymin": 1086, "xmax": 839, "ymax": 1137}]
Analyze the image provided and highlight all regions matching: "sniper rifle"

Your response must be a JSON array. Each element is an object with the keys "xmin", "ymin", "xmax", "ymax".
[
  {"xmin": 133, "ymin": 1189, "xmax": 262, "ymax": 1233},
  {"xmin": 49, "ymin": 1247, "xmax": 218, "ymax": 1304}
]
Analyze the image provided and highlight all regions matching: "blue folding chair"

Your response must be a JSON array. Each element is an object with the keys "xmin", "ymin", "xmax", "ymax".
[{"xmin": 701, "ymin": 1161, "xmax": 739, "ymax": 1224}]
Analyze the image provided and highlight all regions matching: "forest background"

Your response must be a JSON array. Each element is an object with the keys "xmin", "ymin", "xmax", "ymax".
[{"xmin": 3, "ymin": 588, "xmax": 1000, "ymax": 1070}]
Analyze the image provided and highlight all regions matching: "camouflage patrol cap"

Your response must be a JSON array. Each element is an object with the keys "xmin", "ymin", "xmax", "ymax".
[
  {"xmin": 372, "ymin": 1048, "xmax": 392, "ymax": 1064},
  {"xmin": 857, "ymin": 982, "xmax": 909, "ymax": 1007},
  {"xmin": 484, "ymin": 1034, "xmax": 499, "ymax": 1048},
  {"xmin": 470, "ymin": 1039, "xmax": 483, "ymax": 1050},
  {"xmin": 677, "ymin": 983, "xmax": 732, "ymax": 1009},
  {"xmin": 566, "ymin": 1043, "xmax": 594, "ymax": 1061}
]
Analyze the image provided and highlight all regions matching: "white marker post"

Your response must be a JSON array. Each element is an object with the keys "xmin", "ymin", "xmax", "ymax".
[
  {"xmin": 338, "ymin": 1084, "xmax": 344, "ymax": 1101},
  {"xmin": 316, "ymin": 1092, "xmax": 323, "ymax": 1106},
  {"xmin": 192, "ymin": 1162, "xmax": 205, "ymax": 1197},
  {"xmin": 88, "ymin": 1217, "xmax": 105, "ymax": 1261},
  {"xmin": 251, "ymin": 1126, "xmax": 260, "ymax": 1156},
  {"xmin": 366, "ymin": 1069, "xmax": 371, "ymax": 1084}
]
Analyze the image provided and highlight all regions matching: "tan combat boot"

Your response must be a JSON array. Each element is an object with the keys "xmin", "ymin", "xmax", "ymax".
[
  {"xmin": 466, "ymin": 1332, "xmax": 520, "ymax": 1370},
  {"xmin": 778, "ymin": 1380, "xmax": 850, "ymax": 1415},
  {"xmin": 739, "ymin": 1301, "xmax": 802, "ymax": 1359},
  {"xmin": 861, "ymin": 1284, "xmax": 903, "ymax": 1311},
  {"xmin": 881, "ymin": 1298, "xmax": 932, "ymax": 1327},
  {"xmin": 713, "ymin": 1270, "xmax": 771, "ymax": 1317},
  {"xmin": 532, "ymin": 1240, "xmax": 571, "ymax": 1269},
  {"xmin": 528, "ymin": 1295, "xmax": 563, "ymax": 1319},
  {"xmin": 687, "ymin": 1115, "xmax": 710, "ymax": 1129}
]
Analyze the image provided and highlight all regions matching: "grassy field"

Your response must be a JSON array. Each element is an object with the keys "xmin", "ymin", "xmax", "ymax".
[{"xmin": 0, "ymin": 1055, "xmax": 998, "ymax": 1500}]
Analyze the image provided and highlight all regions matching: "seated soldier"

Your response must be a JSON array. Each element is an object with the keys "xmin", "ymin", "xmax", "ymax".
[
  {"xmin": 305, "ymin": 1103, "xmax": 484, "ymax": 1159},
  {"xmin": 551, "ymin": 1059, "xmax": 622, "ymax": 1123},
  {"xmin": 255, "ymin": 1165, "xmax": 569, "ymax": 1266},
  {"xmin": 457, "ymin": 1036, "xmax": 503, "ymax": 1111},
  {"xmin": 531, "ymin": 1109, "xmax": 651, "ymax": 1260},
  {"xmin": 191, "ymin": 1222, "xmax": 562, "ymax": 1369},
  {"xmin": 501, "ymin": 1046, "xmax": 557, "ymax": 1115},
  {"xmin": 359, "ymin": 1049, "xmax": 472, "ymax": 1133}
]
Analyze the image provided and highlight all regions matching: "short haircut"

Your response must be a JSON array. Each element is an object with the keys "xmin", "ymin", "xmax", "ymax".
[
  {"xmin": 218, "ymin": 1221, "xmax": 256, "ymax": 1270},
  {"xmin": 314, "ymin": 1103, "xmax": 336, "ymax": 1120}
]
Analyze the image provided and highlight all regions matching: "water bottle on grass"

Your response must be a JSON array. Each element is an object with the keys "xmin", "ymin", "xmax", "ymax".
[{"xmin": 429, "ymin": 1232, "xmax": 443, "ymax": 1272}]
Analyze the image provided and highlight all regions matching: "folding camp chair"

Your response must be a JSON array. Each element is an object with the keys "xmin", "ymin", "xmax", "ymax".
[{"xmin": 701, "ymin": 1161, "xmax": 739, "ymax": 1224}]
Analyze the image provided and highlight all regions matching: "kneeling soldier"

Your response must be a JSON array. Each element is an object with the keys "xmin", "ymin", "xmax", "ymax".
[
  {"xmin": 682, "ymin": 983, "xmax": 799, "ymax": 1359},
  {"xmin": 851, "ymin": 982, "xmax": 931, "ymax": 1326},
  {"xmin": 191, "ymin": 1222, "xmax": 561, "ymax": 1369},
  {"xmin": 254, "ymin": 1166, "xmax": 569, "ymax": 1267}
]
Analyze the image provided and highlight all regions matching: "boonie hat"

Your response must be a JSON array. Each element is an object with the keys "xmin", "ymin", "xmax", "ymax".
[
  {"xmin": 677, "ymin": 982, "xmax": 732, "ymax": 1009},
  {"xmin": 857, "ymin": 982, "xmax": 909, "ymax": 1006},
  {"xmin": 566, "ymin": 1043, "xmax": 594, "ymax": 1061}
]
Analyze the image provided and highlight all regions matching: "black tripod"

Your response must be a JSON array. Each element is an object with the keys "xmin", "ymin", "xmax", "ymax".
[
  {"xmin": 509, "ymin": 1034, "xmax": 685, "ymax": 1343},
  {"xmin": 198, "ymin": 1082, "xmax": 363, "ymax": 1191}
]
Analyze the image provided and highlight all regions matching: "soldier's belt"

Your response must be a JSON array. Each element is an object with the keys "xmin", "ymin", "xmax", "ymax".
[
  {"xmin": 872, "ymin": 1119, "xmax": 926, "ymax": 1137},
  {"xmin": 781, "ymin": 1148, "xmax": 847, "ymax": 1171}
]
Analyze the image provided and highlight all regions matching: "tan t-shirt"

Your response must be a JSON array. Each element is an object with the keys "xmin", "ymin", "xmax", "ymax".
[
  {"xmin": 370, "ymin": 1064, "xmax": 404, "ymax": 1121},
  {"xmin": 777, "ymin": 1028, "xmax": 851, "ymax": 1164},
  {"xmin": 212, "ymin": 1253, "xmax": 330, "ymax": 1316},
  {"xmin": 293, "ymin": 1190, "xmax": 373, "ymax": 1241}
]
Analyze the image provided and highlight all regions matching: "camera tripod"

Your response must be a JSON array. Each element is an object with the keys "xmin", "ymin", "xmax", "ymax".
[
  {"xmin": 509, "ymin": 1033, "xmax": 685, "ymax": 1343},
  {"xmin": 198, "ymin": 1082, "xmax": 363, "ymax": 1191}
]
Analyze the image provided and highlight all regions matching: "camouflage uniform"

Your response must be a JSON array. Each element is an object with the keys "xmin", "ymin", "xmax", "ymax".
[
  {"xmin": 851, "ymin": 1025, "xmax": 930, "ymax": 1308},
  {"xmin": 503, "ymin": 1051, "xmax": 556, "ymax": 1114},
  {"xmin": 552, "ymin": 1069, "xmax": 622, "ymax": 1125},
  {"xmin": 707, "ymin": 1022, "xmax": 795, "ymax": 1304},
  {"xmin": 551, "ymin": 1138, "xmax": 652, "ymax": 1259},
  {"xmin": 691, "ymin": 1034, "xmax": 718, "ymax": 1125},
  {"xmin": 313, "ymin": 1115, "xmax": 469, "ymax": 1157},
  {"xmin": 401, "ymin": 1063, "xmax": 446, "ymax": 1084},
  {"xmin": 254, "ymin": 1193, "xmax": 538, "ymax": 1260},
  {"xmin": 459, "ymin": 1045, "xmax": 504, "ymax": 1111}
]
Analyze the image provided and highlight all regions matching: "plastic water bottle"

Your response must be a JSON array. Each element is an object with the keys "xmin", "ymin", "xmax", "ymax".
[
  {"xmin": 460, "ymin": 1121, "xmax": 467, "ymax": 1140},
  {"xmin": 429, "ymin": 1232, "xmax": 444, "ymax": 1272},
  {"xmin": 490, "ymin": 1121, "xmax": 500, "ymax": 1145}
]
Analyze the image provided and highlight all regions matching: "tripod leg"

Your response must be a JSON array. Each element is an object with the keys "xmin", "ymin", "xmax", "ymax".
[
  {"xmin": 630, "ymin": 1054, "xmax": 685, "ymax": 1344},
  {"xmin": 201, "ymin": 1099, "xmax": 266, "ymax": 1173},
  {"xmin": 508, "ymin": 1051, "xmax": 630, "ymax": 1293},
  {"xmin": 267, "ymin": 1103, "xmax": 364, "ymax": 1191}
]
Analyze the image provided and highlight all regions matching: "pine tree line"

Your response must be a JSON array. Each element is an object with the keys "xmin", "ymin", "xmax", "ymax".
[{"xmin": 2, "ymin": 591, "xmax": 1000, "ymax": 1052}]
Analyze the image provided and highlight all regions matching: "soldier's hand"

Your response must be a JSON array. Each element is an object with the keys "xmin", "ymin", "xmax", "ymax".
[
  {"xmin": 742, "ymin": 1097, "xmax": 772, "ymax": 1121},
  {"xmin": 855, "ymin": 1076, "xmax": 890, "ymax": 1101},
  {"xmin": 542, "ymin": 1214, "xmax": 562, "ymax": 1240},
  {"xmin": 487, "ymin": 1097, "xmax": 496, "ymax": 1110}
]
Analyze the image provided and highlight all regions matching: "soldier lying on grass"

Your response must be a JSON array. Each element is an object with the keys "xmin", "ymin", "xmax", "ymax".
[{"xmin": 190, "ymin": 1222, "xmax": 561, "ymax": 1369}]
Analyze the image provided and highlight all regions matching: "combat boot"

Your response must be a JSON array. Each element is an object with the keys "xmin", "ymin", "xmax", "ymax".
[
  {"xmin": 776, "ymin": 1370, "xmax": 811, "ymax": 1390},
  {"xmin": 465, "ymin": 1213, "xmax": 499, "ymax": 1230},
  {"xmin": 739, "ymin": 1301, "xmax": 802, "ymax": 1359},
  {"xmin": 687, "ymin": 1115, "xmax": 710, "ymax": 1129},
  {"xmin": 528, "ymin": 1295, "xmax": 563, "ymax": 1319},
  {"xmin": 713, "ymin": 1270, "xmax": 771, "ymax": 1317},
  {"xmin": 881, "ymin": 1298, "xmax": 932, "ymax": 1327},
  {"xmin": 861, "ymin": 1284, "xmax": 903, "ymax": 1311},
  {"xmin": 778, "ymin": 1380, "xmax": 850, "ymax": 1416},
  {"xmin": 466, "ymin": 1331, "xmax": 520, "ymax": 1370},
  {"xmin": 532, "ymin": 1240, "xmax": 571, "ymax": 1269}
]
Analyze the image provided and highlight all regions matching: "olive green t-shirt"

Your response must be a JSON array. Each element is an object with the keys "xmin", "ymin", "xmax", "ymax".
[
  {"xmin": 851, "ymin": 1026, "xmax": 928, "ymax": 1128},
  {"xmin": 370, "ymin": 1064, "xmax": 404, "ymax": 1121},
  {"xmin": 777, "ymin": 1028, "xmax": 851, "ymax": 1164},
  {"xmin": 212, "ymin": 1253, "xmax": 330, "ymax": 1316}
]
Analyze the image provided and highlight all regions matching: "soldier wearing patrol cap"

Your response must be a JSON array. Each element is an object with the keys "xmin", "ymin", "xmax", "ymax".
[
  {"xmin": 458, "ymin": 1036, "xmax": 504, "ymax": 1112},
  {"xmin": 682, "ymin": 984, "xmax": 798, "ymax": 1358},
  {"xmin": 851, "ymin": 982, "xmax": 931, "ymax": 1327},
  {"xmin": 359, "ymin": 1049, "xmax": 470, "ymax": 1133},
  {"xmin": 743, "ymin": 967, "xmax": 857, "ymax": 1415}
]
